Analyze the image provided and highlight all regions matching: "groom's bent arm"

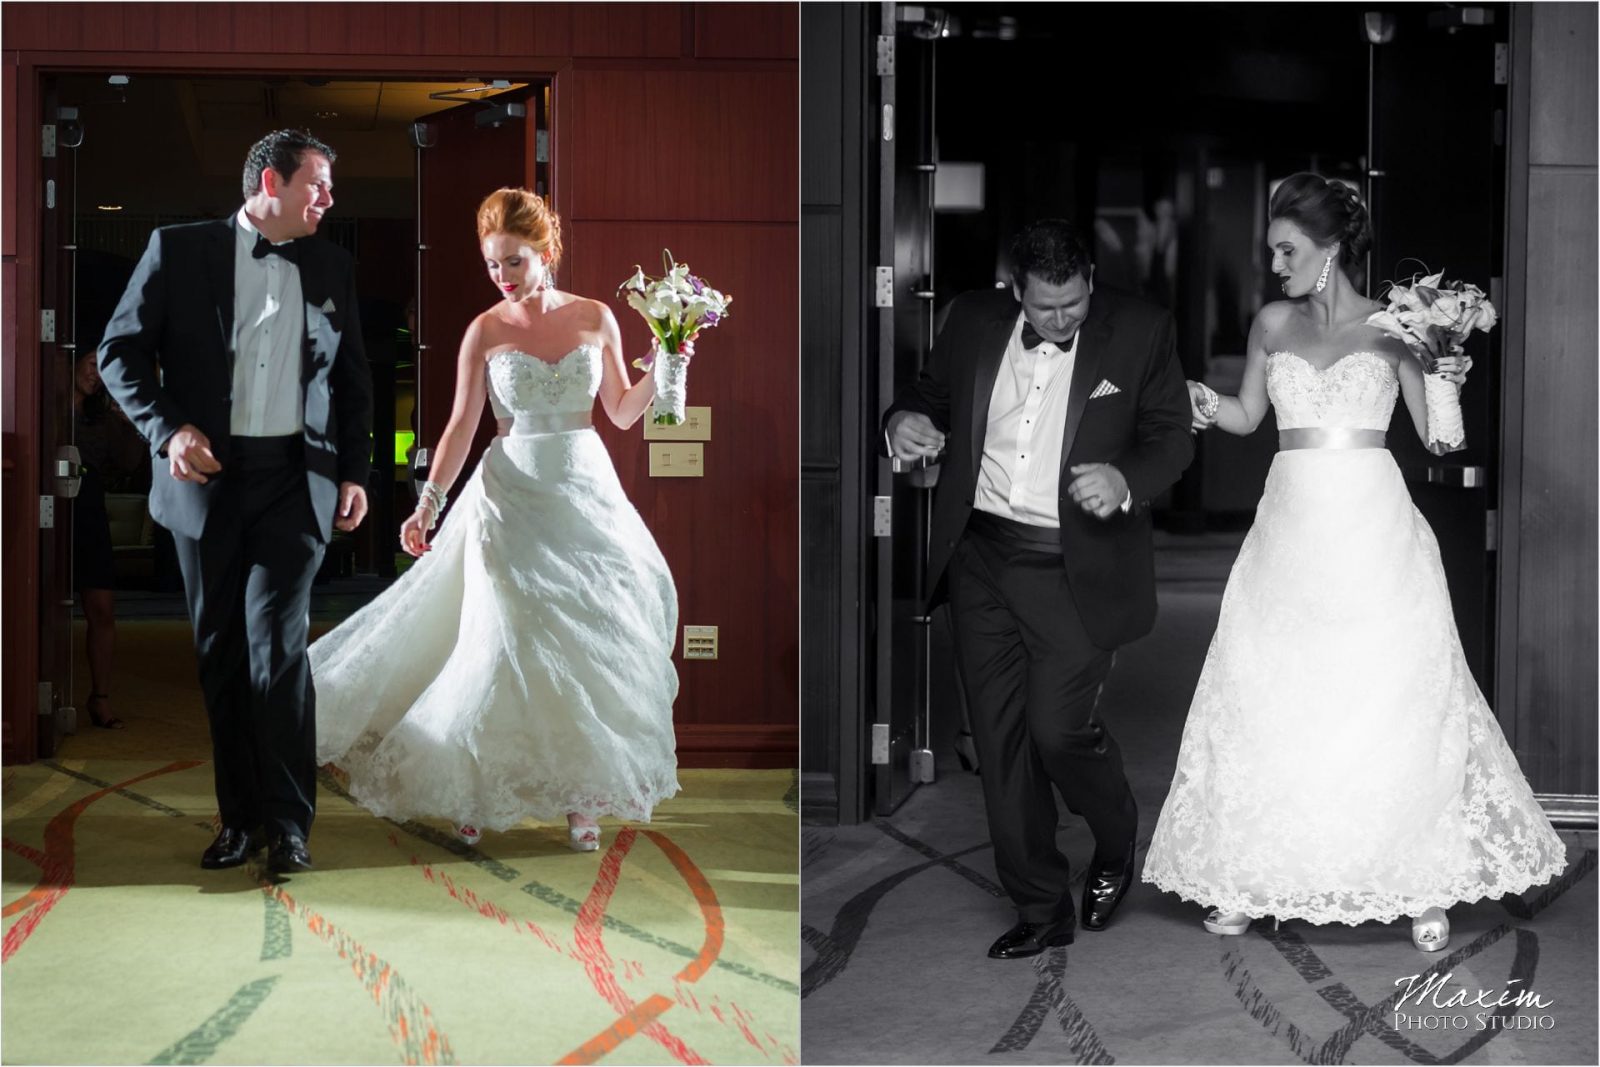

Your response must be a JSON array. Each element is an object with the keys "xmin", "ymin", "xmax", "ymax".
[
  {"xmin": 880, "ymin": 291, "xmax": 973, "ymax": 452},
  {"xmin": 99, "ymin": 228, "xmax": 189, "ymax": 456},
  {"xmin": 1117, "ymin": 312, "xmax": 1195, "ymax": 509}
]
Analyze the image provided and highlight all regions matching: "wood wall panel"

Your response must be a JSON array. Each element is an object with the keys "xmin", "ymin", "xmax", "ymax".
[
  {"xmin": 566, "ymin": 221, "xmax": 797, "ymax": 736},
  {"xmin": 694, "ymin": 2, "xmax": 798, "ymax": 60},
  {"xmin": 3, "ymin": 55, "xmax": 15, "ymax": 260},
  {"xmin": 1514, "ymin": 167, "xmax": 1598, "ymax": 794},
  {"xmin": 799, "ymin": 3, "xmax": 843, "ymax": 208},
  {"xmin": 568, "ymin": 69, "xmax": 797, "ymax": 223},
  {"xmin": 1531, "ymin": 2, "xmax": 1598, "ymax": 168},
  {"xmin": 571, "ymin": 2, "xmax": 682, "ymax": 59}
]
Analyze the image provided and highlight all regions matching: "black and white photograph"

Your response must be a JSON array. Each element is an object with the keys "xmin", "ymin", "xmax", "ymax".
[{"xmin": 801, "ymin": 3, "xmax": 1598, "ymax": 1064}]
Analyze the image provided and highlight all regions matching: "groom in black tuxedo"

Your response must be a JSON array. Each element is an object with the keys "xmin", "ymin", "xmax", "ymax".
[
  {"xmin": 99, "ymin": 129, "xmax": 373, "ymax": 874},
  {"xmin": 884, "ymin": 219, "xmax": 1192, "ymax": 957}
]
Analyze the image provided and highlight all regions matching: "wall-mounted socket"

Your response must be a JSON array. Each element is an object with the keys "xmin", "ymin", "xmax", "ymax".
[
  {"xmin": 643, "ymin": 406, "xmax": 711, "ymax": 441},
  {"xmin": 649, "ymin": 442, "xmax": 704, "ymax": 477},
  {"xmin": 683, "ymin": 625, "xmax": 718, "ymax": 660}
]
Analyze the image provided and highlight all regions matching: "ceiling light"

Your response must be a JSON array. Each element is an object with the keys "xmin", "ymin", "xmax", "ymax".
[
  {"xmin": 97, "ymin": 205, "xmax": 123, "ymax": 212},
  {"xmin": 314, "ymin": 110, "xmax": 339, "ymax": 119}
]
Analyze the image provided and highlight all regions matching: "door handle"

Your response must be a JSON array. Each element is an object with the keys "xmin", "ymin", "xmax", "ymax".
[
  {"xmin": 54, "ymin": 445, "xmax": 81, "ymax": 498},
  {"xmin": 1401, "ymin": 465, "xmax": 1487, "ymax": 489},
  {"xmin": 410, "ymin": 446, "xmax": 431, "ymax": 497}
]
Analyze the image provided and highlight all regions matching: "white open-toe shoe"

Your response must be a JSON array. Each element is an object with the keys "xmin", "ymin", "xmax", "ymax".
[
  {"xmin": 455, "ymin": 824, "xmax": 482, "ymax": 845},
  {"xmin": 568, "ymin": 825, "xmax": 601, "ymax": 852},
  {"xmin": 1412, "ymin": 907, "xmax": 1450, "ymax": 953},
  {"xmin": 1202, "ymin": 909, "xmax": 1252, "ymax": 935}
]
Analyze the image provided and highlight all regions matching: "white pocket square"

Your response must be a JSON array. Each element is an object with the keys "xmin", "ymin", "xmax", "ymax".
[
  {"xmin": 320, "ymin": 298, "xmax": 337, "ymax": 313},
  {"xmin": 1089, "ymin": 379, "xmax": 1122, "ymax": 400}
]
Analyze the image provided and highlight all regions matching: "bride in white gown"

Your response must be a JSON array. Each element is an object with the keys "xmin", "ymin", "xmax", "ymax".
[
  {"xmin": 310, "ymin": 188, "xmax": 680, "ymax": 850},
  {"xmin": 1141, "ymin": 173, "xmax": 1566, "ymax": 951}
]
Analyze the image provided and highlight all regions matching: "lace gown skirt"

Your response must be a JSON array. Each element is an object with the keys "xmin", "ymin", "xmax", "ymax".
[
  {"xmin": 310, "ymin": 428, "xmax": 681, "ymax": 830},
  {"xmin": 1142, "ymin": 447, "xmax": 1566, "ymax": 924}
]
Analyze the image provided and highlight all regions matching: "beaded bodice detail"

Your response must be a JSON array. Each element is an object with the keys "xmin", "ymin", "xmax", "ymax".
[
  {"xmin": 487, "ymin": 344, "xmax": 602, "ymax": 420},
  {"xmin": 1267, "ymin": 351, "xmax": 1397, "ymax": 432}
]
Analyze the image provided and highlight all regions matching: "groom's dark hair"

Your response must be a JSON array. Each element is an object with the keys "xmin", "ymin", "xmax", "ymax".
[
  {"xmin": 242, "ymin": 129, "xmax": 337, "ymax": 199},
  {"xmin": 1009, "ymin": 219, "xmax": 1093, "ymax": 292}
]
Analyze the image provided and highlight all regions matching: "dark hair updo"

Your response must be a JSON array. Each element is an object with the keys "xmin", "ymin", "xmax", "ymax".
[{"xmin": 1268, "ymin": 173, "xmax": 1371, "ymax": 264}]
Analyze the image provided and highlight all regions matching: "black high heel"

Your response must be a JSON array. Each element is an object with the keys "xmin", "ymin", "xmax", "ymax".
[
  {"xmin": 954, "ymin": 730, "xmax": 980, "ymax": 775},
  {"xmin": 87, "ymin": 693, "xmax": 125, "ymax": 730}
]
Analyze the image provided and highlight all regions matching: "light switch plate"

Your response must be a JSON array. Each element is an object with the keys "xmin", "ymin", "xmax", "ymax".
[
  {"xmin": 648, "ymin": 442, "xmax": 704, "ymax": 477},
  {"xmin": 643, "ymin": 406, "xmax": 711, "ymax": 441}
]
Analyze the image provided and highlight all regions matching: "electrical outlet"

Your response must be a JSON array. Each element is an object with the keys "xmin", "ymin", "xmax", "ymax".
[
  {"xmin": 643, "ymin": 406, "xmax": 711, "ymax": 441},
  {"xmin": 683, "ymin": 625, "xmax": 718, "ymax": 660},
  {"xmin": 649, "ymin": 442, "xmax": 704, "ymax": 478}
]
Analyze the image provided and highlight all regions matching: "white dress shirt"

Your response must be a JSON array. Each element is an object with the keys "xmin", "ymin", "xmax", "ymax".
[
  {"xmin": 974, "ymin": 315, "xmax": 1080, "ymax": 527},
  {"xmin": 231, "ymin": 207, "xmax": 305, "ymax": 437}
]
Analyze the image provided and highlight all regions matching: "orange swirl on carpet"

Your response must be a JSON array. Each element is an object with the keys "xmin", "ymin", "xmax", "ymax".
[{"xmin": 1, "ymin": 760, "xmax": 202, "ymax": 963}]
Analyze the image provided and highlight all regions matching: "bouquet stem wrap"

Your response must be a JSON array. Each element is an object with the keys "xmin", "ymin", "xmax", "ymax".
[
  {"xmin": 1423, "ymin": 375, "xmax": 1466, "ymax": 455},
  {"xmin": 652, "ymin": 349, "xmax": 691, "ymax": 426}
]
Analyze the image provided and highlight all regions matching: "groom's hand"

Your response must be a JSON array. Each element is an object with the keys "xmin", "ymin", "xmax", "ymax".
[
  {"xmin": 334, "ymin": 482, "xmax": 368, "ymax": 532},
  {"xmin": 1068, "ymin": 463, "xmax": 1129, "ymax": 520},
  {"xmin": 164, "ymin": 424, "xmax": 221, "ymax": 484},
  {"xmin": 887, "ymin": 411, "xmax": 946, "ymax": 461}
]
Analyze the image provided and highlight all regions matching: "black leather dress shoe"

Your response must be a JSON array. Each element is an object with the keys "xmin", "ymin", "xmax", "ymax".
[
  {"xmin": 988, "ymin": 913, "xmax": 1076, "ymax": 959},
  {"xmin": 1081, "ymin": 842, "xmax": 1136, "ymax": 931},
  {"xmin": 267, "ymin": 834, "xmax": 313, "ymax": 874},
  {"xmin": 200, "ymin": 827, "xmax": 263, "ymax": 869}
]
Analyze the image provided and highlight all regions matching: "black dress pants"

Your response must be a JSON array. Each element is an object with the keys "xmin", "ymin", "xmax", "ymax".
[
  {"xmin": 171, "ymin": 435, "xmax": 325, "ymax": 841},
  {"xmin": 946, "ymin": 511, "xmax": 1138, "ymax": 922}
]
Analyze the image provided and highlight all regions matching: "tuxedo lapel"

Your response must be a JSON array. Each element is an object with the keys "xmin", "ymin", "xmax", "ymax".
[
  {"xmin": 1058, "ymin": 300, "xmax": 1112, "ymax": 475},
  {"xmin": 967, "ymin": 301, "xmax": 1019, "ymax": 475},
  {"xmin": 295, "ymin": 240, "xmax": 320, "ymax": 386},
  {"xmin": 208, "ymin": 219, "xmax": 236, "ymax": 372}
]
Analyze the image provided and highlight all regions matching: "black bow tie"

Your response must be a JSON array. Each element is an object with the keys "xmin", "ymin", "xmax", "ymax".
[
  {"xmin": 252, "ymin": 234, "xmax": 299, "ymax": 262},
  {"xmin": 1021, "ymin": 322, "xmax": 1068, "ymax": 351}
]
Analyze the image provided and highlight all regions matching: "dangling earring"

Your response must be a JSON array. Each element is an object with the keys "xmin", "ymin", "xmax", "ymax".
[{"xmin": 1314, "ymin": 255, "xmax": 1332, "ymax": 294}]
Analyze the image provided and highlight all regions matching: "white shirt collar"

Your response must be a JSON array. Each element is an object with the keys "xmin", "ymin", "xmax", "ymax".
[{"xmin": 235, "ymin": 207, "xmax": 293, "ymax": 248}]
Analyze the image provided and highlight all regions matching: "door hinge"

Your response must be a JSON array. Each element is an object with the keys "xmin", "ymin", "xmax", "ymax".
[
  {"xmin": 874, "ymin": 266, "xmax": 894, "ymax": 308},
  {"xmin": 39, "ymin": 495, "xmax": 55, "ymax": 529},
  {"xmin": 870, "ymin": 722, "xmax": 890, "ymax": 764},
  {"xmin": 40, "ymin": 309, "xmax": 55, "ymax": 343},
  {"xmin": 873, "ymin": 495, "xmax": 893, "ymax": 536},
  {"xmin": 41, "ymin": 123, "xmax": 56, "ymax": 158},
  {"xmin": 1493, "ymin": 42, "xmax": 1508, "ymax": 85},
  {"xmin": 535, "ymin": 129, "xmax": 550, "ymax": 164},
  {"xmin": 876, "ymin": 34, "xmax": 895, "ymax": 76},
  {"xmin": 1486, "ymin": 509, "xmax": 1499, "ymax": 552}
]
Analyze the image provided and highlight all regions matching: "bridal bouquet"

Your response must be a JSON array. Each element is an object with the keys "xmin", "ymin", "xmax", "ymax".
[
  {"xmin": 617, "ymin": 251, "xmax": 732, "ymax": 426},
  {"xmin": 1366, "ymin": 270, "xmax": 1498, "ymax": 455}
]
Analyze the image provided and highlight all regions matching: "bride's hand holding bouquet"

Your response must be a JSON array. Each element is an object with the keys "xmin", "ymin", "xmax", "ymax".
[
  {"xmin": 1366, "ymin": 270, "xmax": 1497, "ymax": 455},
  {"xmin": 617, "ymin": 251, "xmax": 731, "ymax": 426}
]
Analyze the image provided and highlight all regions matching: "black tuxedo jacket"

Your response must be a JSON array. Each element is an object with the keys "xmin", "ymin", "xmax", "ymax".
[
  {"xmin": 99, "ymin": 218, "xmax": 373, "ymax": 542},
  {"xmin": 884, "ymin": 286, "xmax": 1193, "ymax": 649}
]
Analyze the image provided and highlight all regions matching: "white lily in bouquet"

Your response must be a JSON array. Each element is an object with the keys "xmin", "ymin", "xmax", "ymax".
[
  {"xmin": 617, "ymin": 250, "xmax": 732, "ymax": 426},
  {"xmin": 1366, "ymin": 269, "xmax": 1497, "ymax": 455}
]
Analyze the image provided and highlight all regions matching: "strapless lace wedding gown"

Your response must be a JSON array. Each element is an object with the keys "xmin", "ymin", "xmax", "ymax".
[
  {"xmin": 310, "ymin": 345, "xmax": 680, "ymax": 830},
  {"xmin": 1142, "ymin": 351, "xmax": 1565, "ymax": 924}
]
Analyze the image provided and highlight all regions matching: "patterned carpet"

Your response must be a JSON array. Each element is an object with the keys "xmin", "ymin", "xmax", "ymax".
[
  {"xmin": 800, "ymin": 589, "xmax": 1599, "ymax": 1065},
  {"xmin": 4, "ymin": 624, "xmax": 799, "ymax": 1065}
]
